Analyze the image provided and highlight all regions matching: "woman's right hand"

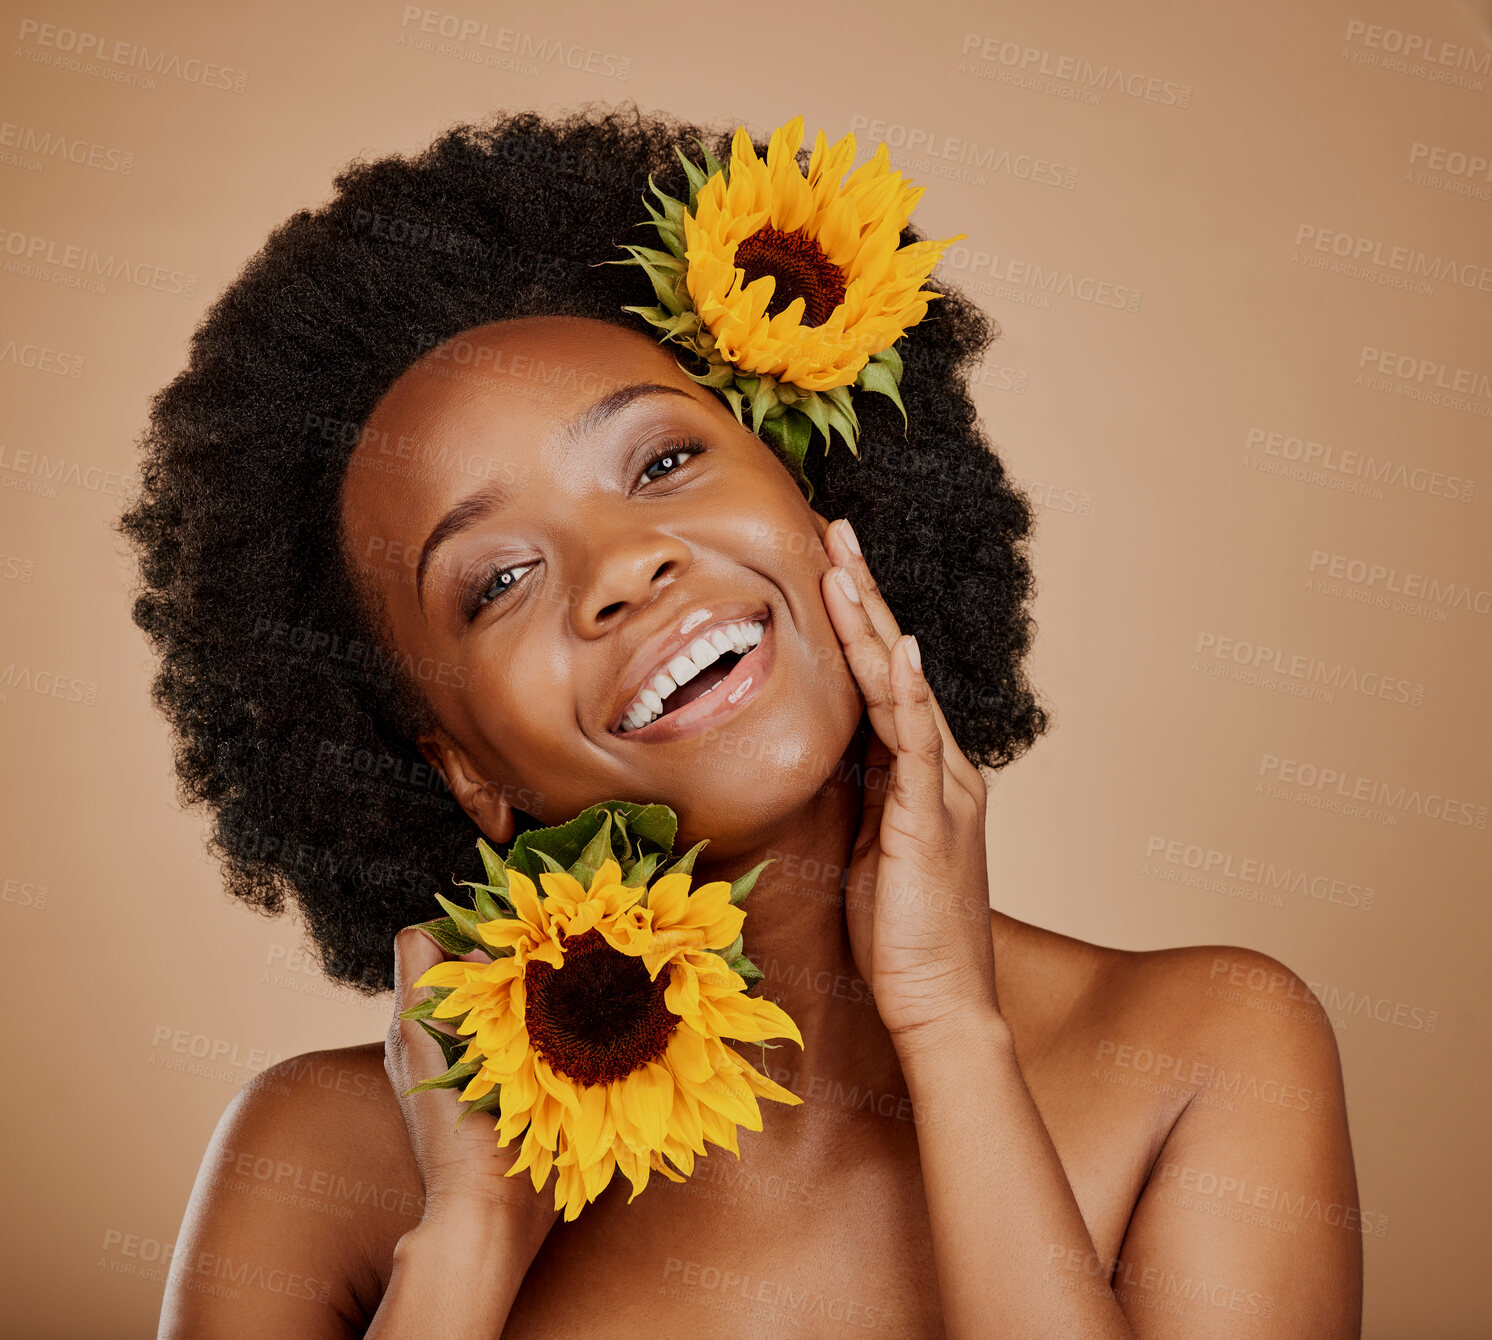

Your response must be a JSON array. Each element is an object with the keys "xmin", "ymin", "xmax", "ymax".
[{"xmin": 384, "ymin": 924, "xmax": 562, "ymax": 1250}]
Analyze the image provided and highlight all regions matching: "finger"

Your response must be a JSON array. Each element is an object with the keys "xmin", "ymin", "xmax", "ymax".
[
  {"xmin": 388, "ymin": 926, "xmax": 473, "ymax": 1082},
  {"xmin": 827, "ymin": 521, "xmax": 984, "ymax": 798},
  {"xmin": 844, "ymin": 732, "xmax": 891, "ymax": 979},
  {"xmin": 822, "ymin": 562, "xmax": 899, "ymax": 753},
  {"xmin": 885, "ymin": 636, "xmax": 948, "ymax": 837},
  {"xmin": 826, "ymin": 519, "xmax": 903, "ymax": 651}
]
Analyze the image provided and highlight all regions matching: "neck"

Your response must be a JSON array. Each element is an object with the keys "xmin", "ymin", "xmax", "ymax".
[{"xmin": 691, "ymin": 718, "xmax": 902, "ymax": 1112}]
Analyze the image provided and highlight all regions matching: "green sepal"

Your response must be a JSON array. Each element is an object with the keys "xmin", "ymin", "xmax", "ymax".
[
  {"xmin": 414, "ymin": 916, "xmax": 480, "ymax": 956},
  {"xmin": 397, "ymin": 984, "xmax": 455, "ymax": 1021},
  {"xmin": 728, "ymin": 953, "xmax": 764, "ymax": 991},
  {"xmin": 748, "ymin": 375, "xmax": 780, "ymax": 434},
  {"xmin": 716, "ymin": 931, "xmax": 744, "ymax": 963},
  {"xmin": 658, "ymin": 838, "xmax": 709, "ymax": 882},
  {"xmin": 761, "ymin": 411, "xmax": 812, "ymax": 477},
  {"xmin": 435, "ymin": 893, "xmax": 487, "ymax": 943},
  {"xmin": 822, "ymin": 396, "xmax": 861, "ymax": 459},
  {"xmin": 692, "ymin": 135, "xmax": 726, "ymax": 187},
  {"xmin": 477, "ymin": 838, "xmax": 510, "ymax": 889},
  {"xmin": 504, "ymin": 801, "xmax": 678, "ymax": 882},
  {"xmin": 855, "ymin": 358, "xmax": 908, "ymax": 432},
  {"xmin": 417, "ymin": 1018, "xmax": 472, "ymax": 1071},
  {"xmin": 459, "ymin": 881, "xmax": 512, "ymax": 924},
  {"xmin": 728, "ymin": 856, "xmax": 775, "ymax": 905},
  {"xmin": 569, "ymin": 810, "xmax": 616, "ymax": 888},
  {"xmin": 454, "ymin": 1084, "xmax": 505, "ymax": 1130},
  {"xmin": 530, "ymin": 848, "xmax": 568, "ymax": 876},
  {"xmin": 674, "ymin": 144, "xmax": 709, "ymax": 212},
  {"xmin": 402, "ymin": 1056, "xmax": 481, "ymax": 1096},
  {"xmin": 868, "ymin": 342, "xmax": 903, "ymax": 381},
  {"xmin": 623, "ymin": 851, "xmax": 662, "ymax": 888}
]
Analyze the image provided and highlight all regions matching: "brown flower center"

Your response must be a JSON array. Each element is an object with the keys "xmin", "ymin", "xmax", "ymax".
[
  {"xmin": 523, "ymin": 928, "xmax": 678, "ymax": 1087},
  {"xmin": 735, "ymin": 226, "xmax": 846, "ymax": 327}
]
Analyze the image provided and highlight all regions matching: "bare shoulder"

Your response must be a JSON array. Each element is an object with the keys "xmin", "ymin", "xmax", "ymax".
[
  {"xmin": 159, "ymin": 1042, "xmax": 419, "ymax": 1339},
  {"xmin": 992, "ymin": 914, "xmax": 1345, "ymax": 1101},
  {"xmin": 994, "ymin": 920, "xmax": 1360, "ymax": 1335}
]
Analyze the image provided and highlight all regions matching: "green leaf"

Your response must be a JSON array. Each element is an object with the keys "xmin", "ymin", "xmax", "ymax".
[
  {"xmin": 505, "ymin": 801, "xmax": 676, "ymax": 881},
  {"xmin": 728, "ymin": 856, "xmax": 776, "ymax": 905},
  {"xmin": 417, "ymin": 1018, "xmax": 471, "ymax": 1071},
  {"xmin": 403, "ymin": 1057, "xmax": 481, "ymax": 1096},
  {"xmin": 415, "ymin": 916, "xmax": 480, "ymax": 956},
  {"xmin": 624, "ymin": 804, "xmax": 678, "ymax": 852},
  {"xmin": 658, "ymin": 838, "xmax": 709, "ymax": 882},
  {"xmin": 856, "ymin": 359, "xmax": 908, "ymax": 431}
]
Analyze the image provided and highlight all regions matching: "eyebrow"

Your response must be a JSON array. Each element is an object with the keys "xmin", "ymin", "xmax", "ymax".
[{"xmin": 414, "ymin": 380, "xmax": 695, "ymax": 609}]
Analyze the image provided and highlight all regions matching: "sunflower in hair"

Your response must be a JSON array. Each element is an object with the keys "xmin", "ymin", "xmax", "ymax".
[{"xmin": 611, "ymin": 113, "xmax": 965, "ymax": 492}]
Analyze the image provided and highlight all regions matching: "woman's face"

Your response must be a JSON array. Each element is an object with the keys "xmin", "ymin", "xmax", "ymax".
[{"xmin": 339, "ymin": 316, "xmax": 865, "ymax": 856}]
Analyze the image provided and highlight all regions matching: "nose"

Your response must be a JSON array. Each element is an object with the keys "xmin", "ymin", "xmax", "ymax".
[{"xmin": 569, "ymin": 523, "xmax": 692, "ymax": 637}]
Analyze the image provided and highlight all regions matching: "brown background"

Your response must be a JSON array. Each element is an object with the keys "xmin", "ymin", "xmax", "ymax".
[{"xmin": 2, "ymin": 0, "xmax": 1488, "ymax": 1335}]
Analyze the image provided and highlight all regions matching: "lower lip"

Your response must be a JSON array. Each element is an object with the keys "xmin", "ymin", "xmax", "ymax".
[{"xmin": 612, "ymin": 614, "xmax": 776, "ymax": 743}]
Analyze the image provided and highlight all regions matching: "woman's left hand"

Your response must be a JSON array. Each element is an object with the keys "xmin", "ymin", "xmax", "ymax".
[{"xmin": 820, "ymin": 517, "xmax": 1001, "ymax": 1044}]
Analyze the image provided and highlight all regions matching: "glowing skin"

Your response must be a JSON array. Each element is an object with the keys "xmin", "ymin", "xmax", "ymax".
[{"xmin": 338, "ymin": 315, "xmax": 866, "ymax": 873}]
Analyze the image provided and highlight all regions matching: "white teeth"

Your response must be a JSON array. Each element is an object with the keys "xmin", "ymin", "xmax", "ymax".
[{"xmin": 618, "ymin": 617, "xmax": 767, "ymax": 732}]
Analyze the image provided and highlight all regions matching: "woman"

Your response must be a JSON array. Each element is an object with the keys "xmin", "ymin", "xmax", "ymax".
[{"xmin": 124, "ymin": 105, "xmax": 1361, "ymax": 1336}]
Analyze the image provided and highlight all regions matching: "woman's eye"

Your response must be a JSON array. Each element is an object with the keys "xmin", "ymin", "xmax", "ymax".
[
  {"xmin": 466, "ymin": 560, "xmax": 535, "ymax": 619},
  {"xmin": 639, "ymin": 440, "xmax": 703, "ymax": 484}
]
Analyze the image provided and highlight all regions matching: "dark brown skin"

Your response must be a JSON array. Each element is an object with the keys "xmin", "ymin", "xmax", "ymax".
[{"xmin": 159, "ymin": 318, "xmax": 1361, "ymax": 1338}]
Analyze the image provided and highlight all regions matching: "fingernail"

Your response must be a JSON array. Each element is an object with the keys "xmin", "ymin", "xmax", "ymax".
[
  {"xmin": 905, "ymin": 635, "xmax": 922, "ymax": 672},
  {"xmin": 835, "ymin": 566, "xmax": 861, "ymax": 603},
  {"xmin": 841, "ymin": 519, "xmax": 862, "ymax": 556}
]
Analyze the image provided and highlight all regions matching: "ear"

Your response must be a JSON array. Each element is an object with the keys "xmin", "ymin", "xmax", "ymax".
[{"xmin": 418, "ymin": 733, "xmax": 519, "ymax": 845}]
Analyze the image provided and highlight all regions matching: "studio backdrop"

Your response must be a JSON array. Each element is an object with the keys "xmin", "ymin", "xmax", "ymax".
[{"xmin": 1, "ymin": 1, "xmax": 1488, "ymax": 1336}]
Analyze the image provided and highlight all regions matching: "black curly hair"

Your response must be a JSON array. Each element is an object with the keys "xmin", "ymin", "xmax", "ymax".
[{"xmin": 119, "ymin": 102, "xmax": 1051, "ymax": 994}]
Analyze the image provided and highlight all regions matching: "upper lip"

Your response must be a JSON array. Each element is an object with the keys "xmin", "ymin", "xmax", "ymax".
[{"xmin": 606, "ymin": 599, "xmax": 771, "ymax": 733}]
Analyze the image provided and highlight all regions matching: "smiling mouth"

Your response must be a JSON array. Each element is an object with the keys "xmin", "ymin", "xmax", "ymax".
[{"xmin": 611, "ymin": 611, "xmax": 773, "ymax": 741}]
